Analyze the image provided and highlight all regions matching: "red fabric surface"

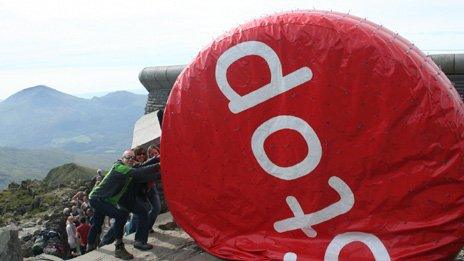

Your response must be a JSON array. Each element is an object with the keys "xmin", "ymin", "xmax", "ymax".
[{"xmin": 162, "ymin": 11, "xmax": 464, "ymax": 260}]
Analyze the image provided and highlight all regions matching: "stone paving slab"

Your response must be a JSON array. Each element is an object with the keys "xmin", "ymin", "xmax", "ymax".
[{"xmin": 72, "ymin": 212, "xmax": 221, "ymax": 261}]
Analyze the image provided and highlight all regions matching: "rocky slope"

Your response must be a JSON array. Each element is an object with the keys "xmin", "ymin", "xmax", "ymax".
[
  {"xmin": 0, "ymin": 161, "xmax": 169, "ymax": 259},
  {"xmin": 0, "ymin": 163, "xmax": 97, "ymax": 258}
]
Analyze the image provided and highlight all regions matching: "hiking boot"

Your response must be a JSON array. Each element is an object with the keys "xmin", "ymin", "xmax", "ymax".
[
  {"xmin": 115, "ymin": 244, "xmax": 134, "ymax": 260},
  {"xmin": 134, "ymin": 241, "xmax": 154, "ymax": 251}
]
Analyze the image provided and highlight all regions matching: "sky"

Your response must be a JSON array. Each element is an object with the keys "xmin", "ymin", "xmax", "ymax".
[{"xmin": 0, "ymin": 0, "xmax": 463, "ymax": 100}]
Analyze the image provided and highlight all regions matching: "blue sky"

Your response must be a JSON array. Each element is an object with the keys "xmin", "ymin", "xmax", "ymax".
[{"xmin": 0, "ymin": 0, "xmax": 463, "ymax": 99}]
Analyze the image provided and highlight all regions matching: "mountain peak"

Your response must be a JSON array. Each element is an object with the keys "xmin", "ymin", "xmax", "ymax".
[
  {"xmin": 17, "ymin": 85, "xmax": 63, "ymax": 96},
  {"xmin": 2, "ymin": 85, "xmax": 82, "ymax": 106},
  {"xmin": 26, "ymin": 84, "xmax": 52, "ymax": 90},
  {"xmin": 92, "ymin": 90, "xmax": 146, "ymax": 108}
]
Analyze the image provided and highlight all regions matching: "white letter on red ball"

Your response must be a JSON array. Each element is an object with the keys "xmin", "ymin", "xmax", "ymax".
[
  {"xmin": 324, "ymin": 232, "xmax": 390, "ymax": 261},
  {"xmin": 215, "ymin": 41, "xmax": 312, "ymax": 114},
  {"xmin": 251, "ymin": 115, "xmax": 322, "ymax": 180},
  {"xmin": 274, "ymin": 176, "xmax": 354, "ymax": 237}
]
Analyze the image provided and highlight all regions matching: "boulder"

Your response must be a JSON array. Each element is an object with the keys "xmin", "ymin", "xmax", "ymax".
[
  {"xmin": 44, "ymin": 213, "xmax": 69, "ymax": 258},
  {"xmin": 0, "ymin": 225, "xmax": 22, "ymax": 261},
  {"xmin": 21, "ymin": 238, "xmax": 34, "ymax": 258}
]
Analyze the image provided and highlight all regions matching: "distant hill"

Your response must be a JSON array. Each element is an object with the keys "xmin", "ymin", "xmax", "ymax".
[
  {"xmin": 74, "ymin": 88, "xmax": 148, "ymax": 99},
  {"xmin": 44, "ymin": 163, "xmax": 96, "ymax": 187},
  {"xmin": 0, "ymin": 146, "xmax": 116, "ymax": 190},
  {"xmin": 0, "ymin": 85, "xmax": 146, "ymax": 154}
]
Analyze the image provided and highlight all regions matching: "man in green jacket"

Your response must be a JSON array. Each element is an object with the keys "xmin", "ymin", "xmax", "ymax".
[{"xmin": 86, "ymin": 149, "xmax": 160, "ymax": 260}]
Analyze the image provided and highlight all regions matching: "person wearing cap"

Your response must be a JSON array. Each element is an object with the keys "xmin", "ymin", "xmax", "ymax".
[{"xmin": 86, "ymin": 149, "xmax": 160, "ymax": 260}]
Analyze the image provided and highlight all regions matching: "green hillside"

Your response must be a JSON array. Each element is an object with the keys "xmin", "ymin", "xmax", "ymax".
[
  {"xmin": 43, "ymin": 163, "xmax": 96, "ymax": 186},
  {"xmin": 0, "ymin": 146, "xmax": 116, "ymax": 190}
]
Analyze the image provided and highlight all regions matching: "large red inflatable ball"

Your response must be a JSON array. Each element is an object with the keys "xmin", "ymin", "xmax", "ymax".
[{"xmin": 161, "ymin": 11, "xmax": 464, "ymax": 260}]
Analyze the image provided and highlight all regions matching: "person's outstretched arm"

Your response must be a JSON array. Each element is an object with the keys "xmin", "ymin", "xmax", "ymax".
[{"xmin": 130, "ymin": 163, "xmax": 161, "ymax": 183}]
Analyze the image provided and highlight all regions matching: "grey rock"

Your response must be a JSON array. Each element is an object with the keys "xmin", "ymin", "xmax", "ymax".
[
  {"xmin": 24, "ymin": 253, "xmax": 64, "ymax": 260},
  {"xmin": 22, "ymin": 221, "xmax": 36, "ymax": 228},
  {"xmin": 33, "ymin": 229, "xmax": 41, "ymax": 236},
  {"xmin": 21, "ymin": 238, "xmax": 34, "ymax": 258},
  {"xmin": 0, "ymin": 225, "xmax": 22, "ymax": 261},
  {"xmin": 20, "ymin": 233, "xmax": 33, "ymax": 242},
  {"xmin": 44, "ymin": 213, "xmax": 69, "ymax": 258}
]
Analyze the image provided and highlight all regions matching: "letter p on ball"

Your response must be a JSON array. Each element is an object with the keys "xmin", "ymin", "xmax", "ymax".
[{"xmin": 215, "ymin": 41, "xmax": 313, "ymax": 114}]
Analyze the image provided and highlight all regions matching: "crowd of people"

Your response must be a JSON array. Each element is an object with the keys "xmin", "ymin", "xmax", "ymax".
[
  {"xmin": 63, "ymin": 187, "xmax": 95, "ymax": 257},
  {"xmin": 65, "ymin": 145, "xmax": 161, "ymax": 259}
]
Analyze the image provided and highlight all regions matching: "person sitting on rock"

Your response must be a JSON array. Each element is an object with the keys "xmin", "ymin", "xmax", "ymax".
[{"xmin": 86, "ymin": 149, "xmax": 161, "ymax": 260}]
